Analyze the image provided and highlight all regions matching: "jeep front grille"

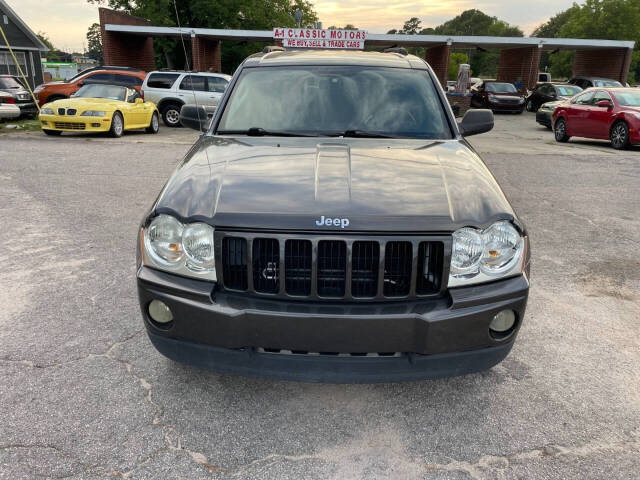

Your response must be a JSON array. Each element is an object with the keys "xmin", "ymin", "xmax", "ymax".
[{"xmin": 218, "ymin": 232, "xmax": 448, "ymax": 301}]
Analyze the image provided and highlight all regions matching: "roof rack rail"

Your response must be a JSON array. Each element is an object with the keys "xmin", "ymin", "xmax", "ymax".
[
  {"xmin": 263, "ymin": 45, "xmax": 285, "ymax": 53},
  {"xmin": 384, "ymin": 47, "xmax": 408, "ymax": 56}
]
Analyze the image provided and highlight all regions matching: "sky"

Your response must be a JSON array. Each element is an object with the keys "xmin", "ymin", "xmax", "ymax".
[{"xmin": 7, "ymin": 0, "xmax": 579, "ymax": 53}]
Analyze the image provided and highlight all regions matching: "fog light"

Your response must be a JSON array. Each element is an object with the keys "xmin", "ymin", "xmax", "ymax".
[
  {"xmin": 490, "ymin": 309, "xmax": 516, "ymax": 333},
  {"xmin": 148, "ymin": 300, "xmax": 173, "ymax": 324}
]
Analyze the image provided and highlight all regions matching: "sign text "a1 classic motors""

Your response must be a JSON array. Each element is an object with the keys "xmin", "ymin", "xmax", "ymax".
[{"xmin": 272, "ymin": 28, "xmax": 366, "ymax": 49}]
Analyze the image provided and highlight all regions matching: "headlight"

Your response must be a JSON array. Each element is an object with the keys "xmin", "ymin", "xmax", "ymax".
[
  {"xmin": 449, "ymin": 221, "xmax": 525, "ymax": 287},
  {"xmin": 488, "ymin": 95, "xmax": 497, "ymax": 102},
  {"xmin": 141, "ymin": 214, "xmax": 216, "ymax": 281},
  {"xmin": 81, "ymin": 110, "xmax": 106, "ymax": 117},
  {"xmin": 33, "ymin": 86, "xmax": 43, "ymax": 93},
  {"xmin": 40, "ymin": 108, "xmax": 54, "ymax": 115},
  {"xmin": 518, "ymin": 98, "xmax": 525, "ymax": 104}
]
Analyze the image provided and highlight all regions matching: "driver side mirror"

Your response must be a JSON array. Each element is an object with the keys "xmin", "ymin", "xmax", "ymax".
[
  {"xmin": 180, "ymin": 104, "xmax": 209, "ymax": 132},
  {"xmin": 458, "ymin": 109, "xmax": 494, "ymax": 137},
  {"xmin": 596, "ymin": 99, "xmax": 612, "ymax": 109}
]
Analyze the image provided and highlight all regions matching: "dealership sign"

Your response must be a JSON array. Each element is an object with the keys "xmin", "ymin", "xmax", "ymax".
[{"xmin": 273, "ymin": 28, "xmax": 366, "ymax": 49}]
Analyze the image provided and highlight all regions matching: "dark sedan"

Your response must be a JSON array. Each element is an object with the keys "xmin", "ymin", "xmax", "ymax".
[
  {"xmin": 0, "ymin": 75, "xmax": 38, "ymax": 118},
  {"xmin": 526, "ymin": 83, "xmax": 582, "ymax": 112},
  {"xmin": 471, "ymin": 81, "xmax": 525, "ymax": 113}
]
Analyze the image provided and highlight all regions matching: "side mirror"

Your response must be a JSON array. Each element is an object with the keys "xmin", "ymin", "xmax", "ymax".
[
  {"xmin": 596, "ymin": 100, "xmax": 612, "ymax": 109},
  {"xmin": 77, "ymin": 81, "xmax": 83, "ymax": 87},
  {"xmin": 458, "ymin": 109, "xmax": 494, "ymax": 137},
  {"xmin": 135, "ymin": 97, "xmax": 143, "ymax": 104},
  {"xmin": 179, "ymin": 104, "xmax": 209, "ymax": 132}
]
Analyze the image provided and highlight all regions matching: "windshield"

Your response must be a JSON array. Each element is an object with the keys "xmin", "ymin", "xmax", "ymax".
[
  {"xmin": 593, "ymin": 79, "xmax": 623, "ymax": 87},
  {"xmin": 0, "ymin": 77, "xmax": 23, "ymax": 89},
  {"xmin": 486, "ymin": 83, "xmax": 517, "ymax": 93},
  {"xmin": 65, "ymin": 68, "xmax": 93, "ymax": 83},
  {"xmin": 613, "ymin": 90, "xmax": 640, "ymax": 106},
  {"xmin": 556, "ymin": 85, "xmax": 582, "ymax": 96},
  {"xmin": 73, "ymin": 84, "xmax": 126, "ymax": 101},
  {"xmin": 217, "ymin": 66, "xmax": 452, "ymax": 139}
]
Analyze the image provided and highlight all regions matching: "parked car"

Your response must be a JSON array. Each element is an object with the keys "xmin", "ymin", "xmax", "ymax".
[
  {"xmin": 38, "ymin": 83, "xmax": 159, "ymax": 137},
  {"xmin": 535, "ymin": 100, "xmax": 563, "ymax": 129},
  {"xmin": 568, "ymin": 76, "xmax": 623, "ymax": 89},
  {"xmin": 137, "ymin": 49, "xmax": 530, "ymax": 383},
  {"xmin": 525, "ymin": 83, "xmax": 582, "ymax": 112},
  {"xmin": 471, "ymin": 81, "xmax": 525, "ymax": 113},
  {"xmin": 553, "ymin": 88, "xmax": 640, "ymax": 149},
  {"xmin": 537, "ymin": 72, "xmax": 551, "ymax": 83},
  {"xmin": 0, "ymin": 75, "xmax": 38, "ymax": 118},
  {"xmin": 142, "ymin": 71, "xmax": 232, "ymax": 127},
  {"xmin": 33, "ymin": 66, "xmax": 146, "ymax": 106},
  {"xmin": 0, "ymin": 91, "xmax": 21, "ymax": 120}
]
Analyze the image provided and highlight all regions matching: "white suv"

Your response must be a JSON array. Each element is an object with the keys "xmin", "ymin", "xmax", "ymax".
[{"xmin": 142, "ymin": 71, "xmax": 231, "ymax": 127}]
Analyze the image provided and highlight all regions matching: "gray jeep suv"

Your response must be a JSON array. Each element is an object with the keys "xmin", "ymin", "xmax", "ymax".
[{"xmin": 136, "ymin": 49, "xmax": 530, "ymax": 383}]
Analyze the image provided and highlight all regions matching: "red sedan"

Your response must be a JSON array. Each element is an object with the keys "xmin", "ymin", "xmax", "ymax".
[{"xmin": 553, "ymin": 88, "xmax": 640, "ymax": 149}]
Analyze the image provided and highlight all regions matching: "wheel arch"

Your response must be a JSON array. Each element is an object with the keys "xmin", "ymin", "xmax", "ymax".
[{"xmin": 157, "ymin": 98, "xmax": 184, "ymax": 112}]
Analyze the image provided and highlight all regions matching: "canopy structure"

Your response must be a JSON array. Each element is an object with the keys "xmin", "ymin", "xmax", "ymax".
[{"xmin": 100, "ymin": 8, "xmax": 635, "ymax": 88}]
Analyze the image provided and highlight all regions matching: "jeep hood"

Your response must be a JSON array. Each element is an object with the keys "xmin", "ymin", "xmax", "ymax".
[{"xmin": 153, "ymin": 136, "xmax": 518, "ymax": 232}]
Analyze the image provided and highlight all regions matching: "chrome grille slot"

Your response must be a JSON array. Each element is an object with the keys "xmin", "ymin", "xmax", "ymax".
[
  {"xmin": 417, "ymin": 241, "xmax": 444, "ymax": 294},
  {"xmin": 252, "ymin": 238, "xmax": 279, "ymax": 294},
  {"xmin": 222, "ymin": 237, "xmax": 248, "ymax": 291},
  {"xmin": 285, "ymin": 240, "xmax": 312, "ymax": 296},
  {"xmin": 317, "ymin": 240, "xmax": 346, "ymax": 297},
  {"xmin": 351, "ymin": 241, "xmax": 379, "ymax": 298},
  {"xmin": 383, "ymin": 241, "xmax": 412, "ymax": 297}
]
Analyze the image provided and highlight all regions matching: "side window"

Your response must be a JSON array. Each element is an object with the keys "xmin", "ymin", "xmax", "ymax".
[
  {"xmin": 179, "ymin": 75, "xmax": 207, "ymax": 92},
  {"xmin": 84, "ymin": 73, "xmax": 112, "ymax": 84},
  {"xmin": 114, "ymin": 74, "xmax": 142, "ymax": 86},
  {"xmin": 128, "ymin": 89, "xmax": 141, "ymax": 103},
  {"xmin": 146, "ymin": 73, "xmax": 180, "ymax": 89},
  {"xmin": 207, "ymin": 77, "xmax": 228, "ymax": 93},
  {"xmin": 592, "ymin": 91, "xmax": 612, "ymax": 105},
  {"xmin": 573, "ymin": 92, "xmax": 594, "ymax": 105}
]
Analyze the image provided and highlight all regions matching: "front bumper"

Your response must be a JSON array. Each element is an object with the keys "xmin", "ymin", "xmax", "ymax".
[
  {"xmin": 39, "ymin": 114, "xmax": 111, "ymax": 132},
  {"xmin": 536, "ymin": 111, "xmax": 553, "ymax": 127},
  {"xmin": 489, "ymin": 102, "xmax": 525, "ymax": 113},
  {"xmin": 137, "ymin": 266, "xmax": 529, "ymax": 382}
]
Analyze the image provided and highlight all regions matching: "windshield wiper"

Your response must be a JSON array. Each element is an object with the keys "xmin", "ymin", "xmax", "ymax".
[
  {"xmin": 218, "ymin": 127, "xmax": 318, "ymax": 137},
  {"xmin": 335, "ymin": 130, "xmax": 395, "ymax": 138}
]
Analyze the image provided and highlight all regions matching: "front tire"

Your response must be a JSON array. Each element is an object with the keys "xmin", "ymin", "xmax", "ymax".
[
  {"xmin": 109, "ymin": 112, "xmax": 124, "ymax": 138},
  {"xmin": 525, "ymin": 99, "xmax": 535, "ymax": 112},
  {"xmin": 43, "ymin": 129, "xmax": 62, "ymax": 136},
  {"xmin": 162, "ymin": 103, "xmax": 182, "ymax": 127},
  {"xmin": 146, "ymin": 112, "xmax": 160, "ymax": 134},
  {"xmin": 554, "ymin": 118, "xmax": 570, "ymax": 143},
  {"xmin": 610, "ymin": 121, "xmax": 629, "ymax": 150}
]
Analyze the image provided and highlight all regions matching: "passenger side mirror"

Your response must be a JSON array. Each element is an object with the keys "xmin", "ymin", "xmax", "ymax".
[
  {"xmin": 458, "ymin": 109, "xmax": 494, "ymax": 137},
  {"xmin": 135, "ymin": 97, "xmax": 143, "ymax": 104},
  {"xmin": 179, "ymin": 104, "xmax": 209, "ymax": 132},
  {"xmin": 596, "ymin": 99, "xmax": 612, "ymax": 109}
]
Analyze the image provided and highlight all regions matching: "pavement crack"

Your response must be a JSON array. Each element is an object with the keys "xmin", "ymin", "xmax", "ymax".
[{"xmin": 423, "ymin": 439, "xmax": 640, "ymax": 479}]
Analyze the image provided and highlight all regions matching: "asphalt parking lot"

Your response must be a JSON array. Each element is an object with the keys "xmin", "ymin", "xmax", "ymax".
[{"xmin": 1, "ymin": 112, "xmax": 638, "ymax": 479}]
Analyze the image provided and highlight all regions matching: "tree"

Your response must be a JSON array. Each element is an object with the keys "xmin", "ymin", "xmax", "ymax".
[
  {"xmin": 37, "ymin": 32, "xmax": 60, "ymax": 62},
  {"xmin": 86, "ymin": 23, "xmax": 103, "ymax": 63},
  {"xmin": 400, "ymin": 17, "xmax": 422, "ymax": 35},
  {"xmin": 87, "ymin": 0, "xmax": 318, "ymax": 72},
  {"xmin": 531, "ymin": 0, "xmax": 640, "ymax": 83}
]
